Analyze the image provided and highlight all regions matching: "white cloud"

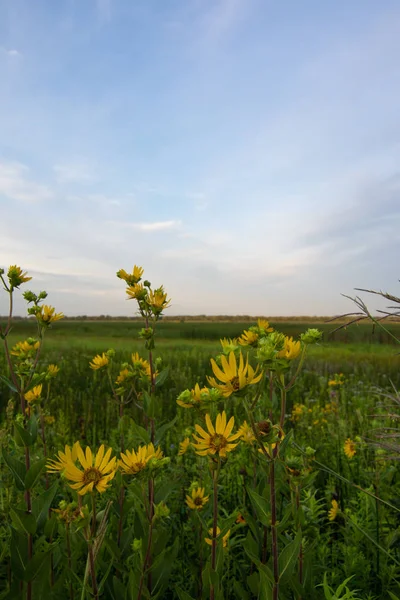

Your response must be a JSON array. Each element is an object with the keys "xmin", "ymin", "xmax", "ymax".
[
  {"xmin": 6, "ymin": 49, "xmax": 22, "ymax": 57},
  {"xmin": 0, "ymin": 162, "xmax": 53, "ymax": 203},
  {"xmin": 132, "ymin": 220, "xmax": 182, "ymax": 232},
  {"xmin": 53, "ymin": 162, "xmax": 96, "ymax": 184}
]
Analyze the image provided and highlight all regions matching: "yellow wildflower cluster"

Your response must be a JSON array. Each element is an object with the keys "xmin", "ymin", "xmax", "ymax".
[
  {"xmin": 11, "ymin": 339, "xmax": 40, "ymax": 359},
  {"xmin": 36, "ymin": 305, "xmax": 64, "ymax": 326},
  {"xmin": 24, "ymin": 384, "xmax": 43, "ymax": 404},
  {"xmin": 47, "ymin": 442, "xmax": 165, "ymax": 495},
  {"xmin": 328, "ymin": 373, "xmax": 345, "ymax": 387}
]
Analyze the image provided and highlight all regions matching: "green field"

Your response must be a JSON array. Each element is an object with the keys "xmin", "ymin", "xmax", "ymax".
[{"xmin": 2, "ymin": 317, "xmax": 400, "ymax": 599}]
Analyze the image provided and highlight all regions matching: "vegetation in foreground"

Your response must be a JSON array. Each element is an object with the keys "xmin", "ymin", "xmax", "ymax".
[{"xmin": 1, "ymin": 264, "xmax": 400, "ymax": 600}]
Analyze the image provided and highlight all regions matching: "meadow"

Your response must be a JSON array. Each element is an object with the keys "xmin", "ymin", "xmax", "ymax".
[{"xmin": 1, "ymin": 266, "xmax": 400, "ymax": 600}]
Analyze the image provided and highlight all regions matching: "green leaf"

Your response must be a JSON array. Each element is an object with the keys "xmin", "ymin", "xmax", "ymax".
[
  {"xmin": 13, "ymin": 421, "xmax": 36, "ymax": 447},
  {"xmin": 155, "ymin": 416, "xmax": 177, "ymax": 445},
  {"xmin": 10, "ymin": 529, "xmax": 27, "ymax": 580},
  {"xmin": 0, "ymin": 374, "xmax": 18, "ymax": 393},
  {"xmin": 25, "ymin": 457, "xmax": 47, "ymax": 490},
  {"xmin": 155, "ymin": 367, "xmax": 169, "ymax": 388},
  {"xmin": 113, "ymin": 576, "xmax": 127, "ymax": 600},
  {"xmin": 278, "ymin": 530, "xmax": 301, "ymax": 584},
  {"xmin": 175, "ymin": 586, "xmax": 195, "ymax": 600},
  {"xmin": 259, "ymin": 568, "xmax": 274, "ymax": 600},
  {"xmin": 32, "ymin": 480, "xmax": 58, "ymax": 531},
  {"xmin": 10, "ymin": 508, "xmax": 37, "ymax": 535},
  {"xmin": 129, "ymin": 419, "xmax": 150, "ymax": 444},
  {"xmin": 27, "ymin": 415, "xmax": 38, "ymax": 445},
  {"xmin": 247, "ymin": 489, "xmax": 270, "ymax": 527},
  {"xmin": 2, "ymin": 449, "xmax": 26, "ymax": 490},
  {"xmin": 388, "ymin": 593, "xmax": 400, "ymax": 600},
  {"xmin": 24, "ymin": 550, "xmax": 52, "ymax": 582}
]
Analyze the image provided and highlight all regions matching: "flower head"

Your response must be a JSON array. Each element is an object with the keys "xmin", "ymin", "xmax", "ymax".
[
  {"xmin": 236, "ymin": 513, "xmax": 246, "ymax": 524},
  {"xmin": 186, "ymin": 487, "xmax": 209, "ymax": 510},
  {"xmin": 47, "ymin": 442, "xmax": 82, "ymax": 473},
  {"xmin": 220, "ymin": 338, "xmax": 239, "ymax": 353},
  {"xmin": 7, "ymin": 265, "xmax": 32, "ymax": 288},
  {"xmin": 117, "ymin": 265, "xmax": 144, "ymax": 286},
  {"xmin": 177, "ymin": 383, "xmax": 219, "ymax": 409},
  {"xmin": 344, "ymin": 438, "xmax": 356, "ymax": 459},
  {"xmin": 131, "ymin": 352, "xmax": 151, "ymax": 378},
  {"xmin": 11, "ymin": 339, "xmax": 40, "ymax": 358},
  {"xmin": 148, "ymin": 287, "xmax": 171, "ymax": 312},
  {"xmin": 192, "ymin": 411, "xmax": 241, "ymax": 458},
  {"xmin": 61, "ymin": 444, "xmax": 117, "ymax": 495},
  {"xmin": 24, "ymin": 384, "xmax": 43, "ymax": 404},
  {"xmin": 115, "ymin": 368, "xmax": 132, "ymax": 385},
  {"xmin": 238, "ymin": 330, "xmax": 259, "ymax": 347},
  {"xmin": 205, "ymin": 527, "xmax": 230, "ymax": 548},
  {"xmin": 257, "ymin": 319, "xmax": 274, "ymax": 334},
  {"xmin": 207, "ymin": 351, "xmax": 263, "ymax": 398},
  {"xmin": 238, "ymin": 421, "xmax": 256, "ymax": 444},
  {"xmin": 277, "ymin": 336, "xmax": 301, "ymax": 360},
  {"xmin": 119, "ymin": 443, "xmax": 163, "ymax": 476},
  {"xmin": 37, "ymin": 305, "xmax": 64, "ymax": 325},
  {"xmin": 328, "ymin": 499, "xmax": 339, "ymax": 521},
  {"xmin": 89, "ymin": 353, "xmax": 109, "ymax": 370},
  {"xmin": 178, "ymin": 437, "xmax": 191, "ymax": 455},
  {"xmin": 47, "ymin": 364, "xmax": 60, "ymax": 378},
  {"xmin": 126, "ymin": 283, "xmax": 147, "ymax": 300}
]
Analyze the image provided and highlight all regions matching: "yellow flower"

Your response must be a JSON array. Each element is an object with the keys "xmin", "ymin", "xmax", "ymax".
[
  {"xmin": 328, "ymin": 499, "xmax": 339, "ymax": 521},
  {"xmin": 131, "ymin": 352, "xmax": 151, "ymax": 377},
  {"xmin": 220, "ymin": 337, "xmax": 238, "ymax": 352},
  {"xmin": 277, "ymin": 336, "xmax": 301, "ymax": 360},
  {"xmin": 89, "ymin": 353, "xmax": 109, "ymax": 370},
  {"xmin": 192, "ymin": 411, "xmax": 241, "ymax": 458},
  {"xmin": 344, "ymin": 438, "xmax": 356, "ymax": 459},
  {"xmin": 186, "ymin": 487, "xmax": 209, "ymax": 510},
  {"xmin": 238, "ymin": 421, "xmax": 256, "ymax": 444},
  {"xmin": 11, "ymin": 340, "xmax": 40, "ymax": 358},
  {"xmin": 24, "ymin": 384, "xmax": 43, "ymax": 404},
  {"xmin": 205, "ymin": 527, "xmax": 230, "ymax": 548},
  {"xmin": 126, "ymin": 283, "xmax": 146, "ymax": 300},
  {"xmin": 115, "ymin": 368, "xmax": 132, "ymax": 385},
  {"xmin": 119, "ymin": 443, "xmax": 163, "ymax": 475},
  {"xmin": 207, "ymin": 351, "xmax": 263, "ymax": 398},
  {"xmin": 45, "ymin": 415, "xmax": 56, "ymax": 425},
  {"xmin": 37, "ymin": 305, "xmax": 64, "ymax": 325},
  {"xmin": 176, "ymin": 383, "xmax": 215, "ymax": 408},
  {"xmin": 47, "ymin": 442, "xmax": 82, "ymax": 473},
  {"xmin": 236, "ymin": 513, "xmax": 246, "ymax": 524},
  {"xmin": 257, "ymin": 319, "xmax": 274, "ymax": 333},
  {"xmin": 148, "ymin": 287, "xmax": 171, "ymax": 311},
  {"xmin": 47, "ymin": 364, "xmax": 60, "ymax": 378},
  {"xmin": 7, "ymin": 265, "xmax": 32, "ymax": 288},
  {"xmin": 62, "ymin": 444, "xmax": 117, "ymax": 495},
  {"xmin": 291, "ymin": 403, "xmax": 307, "ymax": 422},
  {"xmin": 238, "ymin": 330, "xmax": 259, "ymax": 347},
  {"xmin": 116, "ymin": 265, "xmax": 144, "ymax": 285},
  {"xmin": 178, "ymin": 437, "xmax": 191, "ymax": 455}
]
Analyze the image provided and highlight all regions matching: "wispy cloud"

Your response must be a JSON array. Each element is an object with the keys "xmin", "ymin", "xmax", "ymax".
[
  {"xmin": 126, "ymin": 220, "xmax": 182, "ymax": 232},
  {"xmin": 53, "ymin": 162, "xmax": 96, "ymax": 184},
  {"xmin": 0, "ymin": 162, "xmax": 53, "ymax": 203}
]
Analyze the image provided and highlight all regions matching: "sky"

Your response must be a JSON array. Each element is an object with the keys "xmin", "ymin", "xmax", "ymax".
[{"xmin": 1, "ymin": 0, "xmax": 400, "ymax": 317}]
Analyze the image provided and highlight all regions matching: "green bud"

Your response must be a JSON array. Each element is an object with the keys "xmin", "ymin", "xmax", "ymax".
[
  {"xmin": 154, "ymin": 501, "xmax": 170, "ymax": 520},
  {"xmin": 132, "ymin": 538, "xmax": 142, "ymax": 552},
  {"xmin": 106, "ymin": 348, "xmax": 116, "ymax": 358},
  {"xmin": 305, "ymin": 446, "xmax": 316, "ymax": 457},
  {"xmin": 300, "ymin": 328, "xmax": 323, "ymax": 344}
]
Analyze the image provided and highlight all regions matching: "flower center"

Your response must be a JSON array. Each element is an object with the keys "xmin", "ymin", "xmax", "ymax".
[
  {"xmin": 210, "ymin": 433, "xmax": 227, "ymax": 451},
  {"xmin": 194, "ymin": 497, "xmax": 203, "ymax": 506},
  {"xmin": 231, "ymin": 376, "xmax": 240, "ymax": 391},
  {"xmin": 83, "ymin": 467, "xmax": 102, "ymax": 485}
]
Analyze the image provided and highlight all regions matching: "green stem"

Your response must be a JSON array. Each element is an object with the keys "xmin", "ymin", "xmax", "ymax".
[{"xmin": 210, "ymin": 464, "xmax": 219, "ymax": 600}]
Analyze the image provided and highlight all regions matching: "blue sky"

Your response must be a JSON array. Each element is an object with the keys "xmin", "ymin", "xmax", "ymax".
[{"xmin": 1, "ymin": 0, "xmax": 399, "ymax": 316}]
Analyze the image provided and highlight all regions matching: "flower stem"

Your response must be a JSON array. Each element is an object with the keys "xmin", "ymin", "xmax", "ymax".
[
  {"xmin": 210, "ymin": 463, "xmax": 219, "ymax": 600},
  {"xmin": 66, "ymin": 523, "xmax": 74, "ymax": 600},
  {"xmin": 270, "ymin": 459, "xmax": 279, "ymax": 600}
]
